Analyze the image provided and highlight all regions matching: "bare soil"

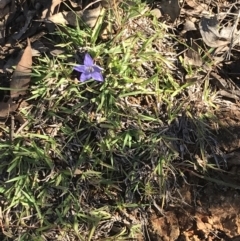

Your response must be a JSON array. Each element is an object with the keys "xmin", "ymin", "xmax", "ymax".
[
  {"xmin": 145, "ymin": 107, "xmax": 240, "ymax": 241},
  {"xmin": 1, "ymin": 1, "xmax": 240, "ymax": 240}
]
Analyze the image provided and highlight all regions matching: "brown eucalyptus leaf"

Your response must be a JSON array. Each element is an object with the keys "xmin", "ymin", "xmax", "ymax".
[
  {"xmin": 47, "ymin": 11, "xmax": 76, "ymax": 26},
  {"xmin": 184, "ymin": 23, "xmax": 202, "ymax": 66},
  {"xmin": 185, "ymin": 0, "xmax": 206, "ymax": 13},
  {"xmin": 81, "ymin": 5, "xmax": 102, "ymax": 27},
  {"xmin": 50, "ymin": 0, "xmax": 62, "ymax": 13},
  {"xmin": 41, "ymin": 0, "xmax": 63, "ymax": 18},
  {"xmin": 219, "ymin": 25, "xmax": 233, "ymax": 39},
  {"xmin": 184, "ymin": 48, "xmax": 202, "ymax": 67},
  {"xmin": 199, "ymin": 15, "xmax": 229, "ymax": 48},
  {"xmin": 10, "ymin": 39, "xmax": 32, "ymax": 99},
  {"xmin": 47, "ymin": 4, "xmax": 101, "ymax": 27},
  {"xmin": 183, "ymin": 19, "xmax": 196, "ymax": 32}
]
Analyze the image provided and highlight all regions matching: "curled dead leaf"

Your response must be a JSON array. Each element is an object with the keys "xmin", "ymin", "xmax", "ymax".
[{"xmin": 199, "ymin": 15, "xmax": 229, "ymax": 48}]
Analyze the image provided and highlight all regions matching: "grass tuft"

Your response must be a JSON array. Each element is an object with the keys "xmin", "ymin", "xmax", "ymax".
[{"xmin": 0, "ymin": 1, "xmax": 222, "ymax": 239}]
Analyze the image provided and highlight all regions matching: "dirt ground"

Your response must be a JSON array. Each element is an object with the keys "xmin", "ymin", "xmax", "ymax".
[
  {"xmin": 147, "ymin": 180, "xmax": 240, "ymax": 241},
  {"xmin": 1, "ymin": 1, "xmax": 240, "ymax": 240},
  {"xmin": 145, "ymin": 107, "xmax": 240, "ymax": 241}
]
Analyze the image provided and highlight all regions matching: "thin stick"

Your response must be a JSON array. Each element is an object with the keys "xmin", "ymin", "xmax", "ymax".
[
  {"xmin": 10, "ymin": 115, "xmax": 14, "ymax": 143},
  {"xmin": 15, "ymin": 120, "xmax": 29, "ymax": 135}
]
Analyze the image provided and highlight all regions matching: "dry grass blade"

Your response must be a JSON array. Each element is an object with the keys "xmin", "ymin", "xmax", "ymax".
[{"xmin": 10, "ymin": 38, "xmax": 32, "ymax": 99}]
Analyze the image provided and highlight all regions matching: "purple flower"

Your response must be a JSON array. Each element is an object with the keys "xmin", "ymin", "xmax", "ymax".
[{"xmin": 74, "ymin": 53, "xmax": 104, "ymax": 82}]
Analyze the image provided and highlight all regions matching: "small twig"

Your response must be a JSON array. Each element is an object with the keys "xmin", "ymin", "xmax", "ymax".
[{"xmin": 10, "ymin": 115, "xmax": 14, "ymax": 143}]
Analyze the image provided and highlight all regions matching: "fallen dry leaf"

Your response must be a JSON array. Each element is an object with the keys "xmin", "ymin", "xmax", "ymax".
[
  {"xmin": 199, "ymin": 15, "xmax": 229, "ymax": 48},
  {"xmin": 12, "ymin": 10, "xmax": 36, "ymax": 40},
  {"xmin": 183, "ymin": 19, "xmax": 196, "ymax": 32},
  {"xmin": 0, "ymin": 4, "xmax": 10, "ymax": 18},
  {"xmin": 0, "ymin": 99, "xmax": 18, "ymax": 119},
  {"xmin": 41, "ymin": 0, "xmax": 62, "ymax": 18},
  {"xmin": 68, "ymin": 0, "xmax": 79, "ymax": 8},
  {"xmin": 185, "ymin": 37, "xmax": 202, "ymax": 66},
  {"xmin": 50, "ymin": 0, "xmax": 62, "ymax": 13},
  {"xmin": 0, "ymin": 0, "xmax": 11, "ymax": 9},
  {"xmin": 10, "ymin": 38, "xmax": 32, "ymax": 99},
  {"xmin": 185, "ymin": 0, "xmax": 207, "ymax": 13},
  {"xmin": 182, "ymin": 20, "xmax": 202, "ymax": 66},
  {"xmin": 184, "ymin": 47, "xmax": 202, "ymax": 66},
  {"xmin": 150, "ymin": 8, "xmax": 162, "ymax": 19},
  {"xmin": 47, "ymin": 4, "xmax": 101, "ymax": 28},
  {"xmin": 160, "ymin": 0, "xmax": 180, "ymax": 22}
]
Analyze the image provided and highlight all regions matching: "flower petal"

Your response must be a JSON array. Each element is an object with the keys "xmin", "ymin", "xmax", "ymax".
[
  {"xmin": 93, "ymin": 65, "xmax": 104, "ymax": 72},
  {"xmin": 74, "ymin": 65, "xmax": 86, "ymax": 73},
  {"xmin": 84, "ymin": 53, "xmax": 94, "ymax": 66},
  {"xmin": 91, "ymin": 71, "xmax": 104, "ymax": 82},
  {"xmin": 80, "ymin": 72, "xmax": 92, "ymax": 82}
]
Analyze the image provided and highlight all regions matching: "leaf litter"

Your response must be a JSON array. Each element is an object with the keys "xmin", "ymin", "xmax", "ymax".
[
  {"xmin": 1, "ymin": 0, "xmax": 240, "ymax": 240},
  {"xmin": 10, "ymin": 38, "xmax": 32, "ymax": 99},
  {"xmin": 0, "ymin": 38, "xmax": 32, "ymax": 120}
]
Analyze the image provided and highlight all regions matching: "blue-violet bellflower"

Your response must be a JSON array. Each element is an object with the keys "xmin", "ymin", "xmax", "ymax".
[{"xmin": 74, "ymin": 53, "xmax": 104, "ymax": 82}]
